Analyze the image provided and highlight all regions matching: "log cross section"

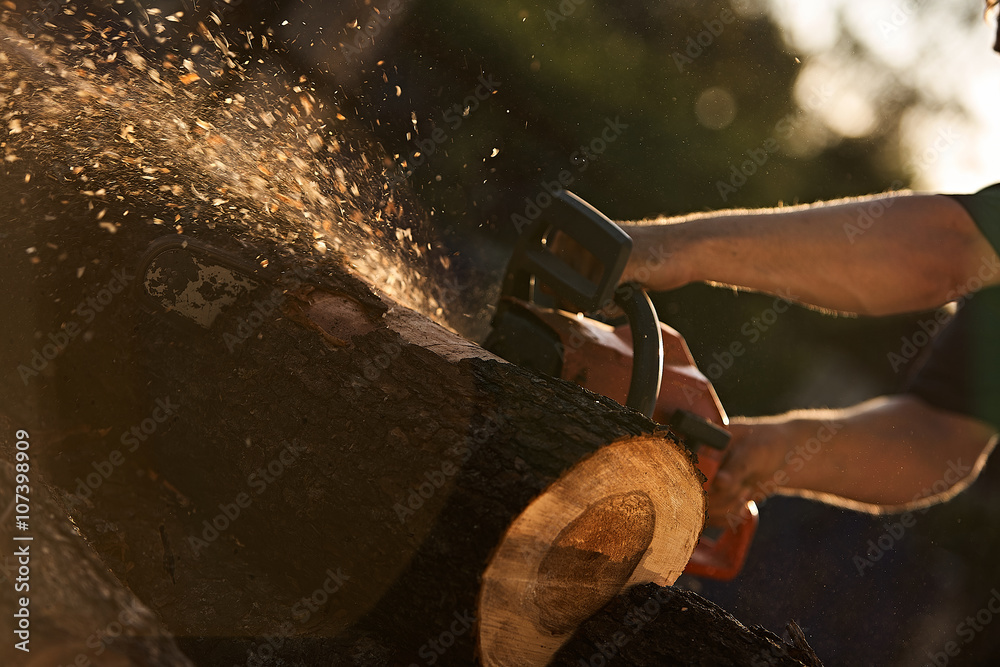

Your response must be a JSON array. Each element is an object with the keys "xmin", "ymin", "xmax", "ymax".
[{"xmin": 478, "ymin": 434, "xmax": 706, "ymax": 666}]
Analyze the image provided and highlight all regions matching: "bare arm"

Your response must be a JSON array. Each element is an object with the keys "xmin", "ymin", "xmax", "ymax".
[
  {"xmin": 623, "ymin": 192, "xmax": 1000, "ymax": 315},
  {"xmin": 709, "ymin": 395, "xmax": 999, "ymax": 520}
]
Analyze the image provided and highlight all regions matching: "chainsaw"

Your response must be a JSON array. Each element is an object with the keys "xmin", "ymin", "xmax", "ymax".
[{"xmin": 484, "ymin": 190, "xmax": 758, "ymax": 580}]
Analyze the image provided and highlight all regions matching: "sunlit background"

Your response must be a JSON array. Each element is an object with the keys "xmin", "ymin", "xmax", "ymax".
[{"xmin": 766, "ymin": 0, "xmax": 1000, "ymax": 192}]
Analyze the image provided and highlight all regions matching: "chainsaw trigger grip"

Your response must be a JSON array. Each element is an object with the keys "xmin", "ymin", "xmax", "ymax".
[{"xmin": 669, "ymin": 409, "xmax": 732, "ymax": 453}]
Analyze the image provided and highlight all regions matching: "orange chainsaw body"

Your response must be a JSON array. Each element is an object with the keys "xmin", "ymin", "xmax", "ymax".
[
  {"xmin": 514, "ymin": 299, "xmax": 758, "ymax": 580},
  {"xmin": 486, "ymin": 189, "xmax": 756, "ymax": 580}
]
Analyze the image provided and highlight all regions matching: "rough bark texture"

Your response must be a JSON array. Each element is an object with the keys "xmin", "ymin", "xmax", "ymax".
[
  {"xmin": 0, "ymin": 456, "xmax": 194, "ymax": 667},
  {"xmin": 551, "ymin": 584, "xmax": 824, "ymax": 667}
]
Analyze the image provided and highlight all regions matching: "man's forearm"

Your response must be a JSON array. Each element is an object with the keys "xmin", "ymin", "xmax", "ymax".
[
  {"xmin": 626, "ymin": 192, "xmax": 1000, "ymax": 315},
  {"xmin": 769, "ymin": 396, "xmax": 997, "ymax": 512}
]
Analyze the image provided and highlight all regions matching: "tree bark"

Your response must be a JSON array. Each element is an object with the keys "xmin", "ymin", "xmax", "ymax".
[
  {"xmin": 0, "ymin": 456, "xmax": 194, "ymax": 667},
  {"xmin": 551, "ymin": 583, "xmax": 823, "ymax": 667}
]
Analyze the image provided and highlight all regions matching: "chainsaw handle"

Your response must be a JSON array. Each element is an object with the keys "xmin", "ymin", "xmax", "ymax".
[
  {"xmin": 675, "ymin": 428, "xmax": 758, "ymax": 580},
  {"xmin": 499, "ymin": 190, "xmax": 631, "ymax": 313},
  {"xmin": 614, "ymin": 283, "xmax": 662, "ymax": 418},
  {"xmin": 685, "ymin": 501, "xmax": 758, "ymax": 581},
  {"xmin": 496, "ymin": 190, "xmax": 664, "ymax": 418}
]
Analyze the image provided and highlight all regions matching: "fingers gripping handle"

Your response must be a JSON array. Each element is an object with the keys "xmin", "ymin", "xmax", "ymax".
[
  {"xmin": 670, "ymin": 410, "xmax": 758, "ymax": 580},
  {"xmin": 685, "ymin": 501, "xmax": 758, "ymax": 581}
]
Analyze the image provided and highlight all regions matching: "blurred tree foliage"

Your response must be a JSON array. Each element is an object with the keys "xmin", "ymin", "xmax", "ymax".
[
  {"xmin": 332, "ymin": 0, "xmax": 919, "ymax": 416},
  {"xmin": 353, "ymin": 0, "xmax": 902, "ymax": 234}
]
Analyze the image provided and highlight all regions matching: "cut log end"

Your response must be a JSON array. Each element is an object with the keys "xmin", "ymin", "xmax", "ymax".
[
  {"xmin": 534, "ymin": 491, "xmax": 655, "ymax": 635},
  {"xmin": 477, "ymin": 433, "xmax": 705, "ymax": 667}
]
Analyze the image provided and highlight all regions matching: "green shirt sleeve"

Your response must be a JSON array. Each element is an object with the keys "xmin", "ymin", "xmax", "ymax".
[
  {"xmin": 905, "ymin": 185, "xmax": 1000, "ymax": 430},
  {"xmin": 949, "ymin": 183, "xmax": 1000, "ymax": 255}
]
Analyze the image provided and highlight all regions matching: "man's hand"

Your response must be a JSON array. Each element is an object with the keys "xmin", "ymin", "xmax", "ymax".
[
  {"xmin": 707, "ymin": 396, "xmax": 997, "ymax": 520},
  {"xmin": 707, "ymin": 419, "xmax": 791, "ymax": 525}
]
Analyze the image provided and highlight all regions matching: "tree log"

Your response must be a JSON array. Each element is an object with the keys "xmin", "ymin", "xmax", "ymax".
[
  {"xmin": 551, "ymin": 583, "xmax": 824, "ymax": 667},
  {"xmin": 0, "ymin": 455, "xmax": 194, "ymax": 667}
]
